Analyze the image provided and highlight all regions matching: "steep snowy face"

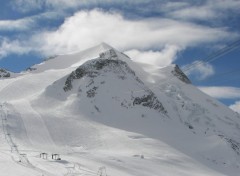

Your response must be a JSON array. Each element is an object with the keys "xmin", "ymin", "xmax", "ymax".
[
  {"xmin": 0, "ymin": 68, "xmax": 11, "ymax": 78},
  {"xmin": 132, "ymin": 62, "xmax": 240, "ymax": 165},
  {"xmin": 147, "ymin": 64, "xmax": 240, "ymax": 156}
]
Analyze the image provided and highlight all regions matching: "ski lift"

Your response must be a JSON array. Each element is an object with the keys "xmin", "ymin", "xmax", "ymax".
[
  {"xmin": 52, "ymin": 154, "xmax": 61, "ymax": 160},
  {"xmin": 40, "ymin": 153, "xmax": 48, "ymax": 159}
]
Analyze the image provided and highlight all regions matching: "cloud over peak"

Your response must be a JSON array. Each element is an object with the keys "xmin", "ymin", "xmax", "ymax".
[
  {"xmin": 125, "ymin": 45, "xmax": 180, "ymax": 67},
  {"xmin": 34, "ymin": 10, "xmax": 234, "ymax": 56},
  {"xmin": 0, "ymin": 9, "xmax": 237, "ymax": 68}
]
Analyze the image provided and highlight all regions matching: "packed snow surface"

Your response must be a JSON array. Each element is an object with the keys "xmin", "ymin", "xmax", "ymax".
[{"xmin": 1, "ymin": 43, "xmax": 240, "ymax": 176}]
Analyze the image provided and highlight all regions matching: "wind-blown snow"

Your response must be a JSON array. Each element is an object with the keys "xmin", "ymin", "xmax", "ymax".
[{"xmin": 1, "ymin": 43, "xmax": 240, "ymax": 176}]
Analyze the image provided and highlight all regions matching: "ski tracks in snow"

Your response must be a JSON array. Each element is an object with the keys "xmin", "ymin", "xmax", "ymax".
[
  {"xmin": 1, "ymin": 102, "xmax": 105, "ymax": 176},
  {"xmin": 0, "ymin": 103, "xmax": 57, "ymax": 176},
  {"xmin": 12, "ymin": 100, "xmax": 57, "ymax": 150}
]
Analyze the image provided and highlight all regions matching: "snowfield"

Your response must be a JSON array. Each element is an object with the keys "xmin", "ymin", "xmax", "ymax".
[{"xmin": 1, "ymin": 43, "xmax": 240, "ymax": 176}]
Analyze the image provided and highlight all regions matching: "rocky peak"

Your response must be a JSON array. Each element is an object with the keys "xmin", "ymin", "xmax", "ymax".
[
  {"xmin": 171, "ymin": 65, "xmax": 191, "ymax": 84},
  {"xmin": 99, "ymin": 49, "xmax": 118, "ymax": 60}
]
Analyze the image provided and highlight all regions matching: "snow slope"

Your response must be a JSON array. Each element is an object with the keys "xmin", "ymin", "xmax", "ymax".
[{"xmin": 0, "ymin": 43, "xmax": 240, "ymax": 176}]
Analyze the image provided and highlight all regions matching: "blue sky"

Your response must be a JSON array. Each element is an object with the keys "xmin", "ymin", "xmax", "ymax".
[{"xmin": 0, "ymin": 0, "xmax": 240, "ymax": 112}]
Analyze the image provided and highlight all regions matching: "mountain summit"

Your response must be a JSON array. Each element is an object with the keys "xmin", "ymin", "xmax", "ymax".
[{"xmin": 0, "ymin": 43, "xmax": 240, "ymax": 176}]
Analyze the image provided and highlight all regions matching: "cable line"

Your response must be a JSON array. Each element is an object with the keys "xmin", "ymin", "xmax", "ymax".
[
  {"xmin": 200, "ymin": 68, "xmax": 240, "ymax": 83},
  {"xmin": 182, "ymin": 38, "xmax": 240, "ymax": 72}
]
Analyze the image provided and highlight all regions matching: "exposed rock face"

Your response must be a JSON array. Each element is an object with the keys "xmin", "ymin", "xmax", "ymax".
[
  {"xmin": 219, "ymin": 134, "xmax": 240, "ymax": 155},
  {"xmin": 0, "ymin": 69, "xmax": 11, "ymax": 78},
  {"xmin": 63, "ymin": 59, "xmax": 134, "ymax": 92},
  {"xmin": 26, "ymin": 67, "xmax": 37, "ymax": 71},
  {"xmin": 133, "ymin": 93, "xmax": 166, "ymax": 113},
  {"xmin": 172, "ymin": 65, "xmax": 191, "ymax": 84},
  {"xmin": 99, "ymin": 49, "xmax": 118, "ymax": 59}
]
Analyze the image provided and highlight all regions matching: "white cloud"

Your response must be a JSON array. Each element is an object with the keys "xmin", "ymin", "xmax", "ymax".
[
  {"xmin": 45, "ymin": 0, "xmax": 83, "ymax": 8},
  {"xmin": 0, "ymin": 18, "xmax": 34, "ymax": 31},
  {"xmin": 168, "ymin": 6, "xmax": 216, "ymax": 21},
  {"xmin": 229, "ymin": 101, "xmax": 240, "ymax": 114},
  {"xmin": 165, "ymin": 0, "xmax": 240, "ymax": 21},
  {"xmin": 11, "ymin": 0, "xmax": 156, "ymax": 12},
  {"xmin": 183, "ymin": 61, "xmax": 215, "ymax": 80},
  {"xmin": 162, "ymin": 2, "xmax": 190, "ymax": 10},
  {"xmin": 11, "ymin": 0, "xmax": 44, "ymax": 13},
  {"xmin": 11, "ymin": 0, "xmax": 97, "ymax": 12},
  {"xmin": 199, "ymin": 86, "xmax": 240, "ymax": 99},
  {"xmin": 34, "ymin": 11, "xmax": 67, "ymax": 20},
  {"xmin": 1, "ymin": 9, "xmax": 237, "ymax": 66},
  {"xmin": 0, "ymin": 11, "xmax": 64, "ymax": 31},
  {"xmin": 12, "ymin": 0, "xmax": 240, "ymax": 18},
  {"xmin": 125, "ymin": 45, "xmax": 181, "ymax": 67},
  {"xmin": 31, "ymin": 9, "xmax": 234, "ymax": 56},
  {"xmin": 0, "ymin": 38, "xmax": 31, "ymax": 59},
  {"xmin": 208, "ymin": 0, "xmax": 240, "ymax": 11}
]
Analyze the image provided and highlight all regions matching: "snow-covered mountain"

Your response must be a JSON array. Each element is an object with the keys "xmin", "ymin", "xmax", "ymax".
[{"xmin": 1, "ymin": 43, "xmax": 240, "ymax": 176}]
